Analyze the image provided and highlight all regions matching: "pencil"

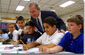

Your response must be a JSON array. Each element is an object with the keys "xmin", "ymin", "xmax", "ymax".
[
  {"xmin": 20, "ymin": 40, "xmax": 25, "ymax": 45},
  {"xmin": 20, "ymin": 40, "xmax": 28, "ymax": 50}
]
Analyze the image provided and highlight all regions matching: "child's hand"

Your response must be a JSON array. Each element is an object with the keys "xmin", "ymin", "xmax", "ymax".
[
  {"xmin": 24, "ymin": 30, "xmax": 28, "ymax": 34},
  {"xmin": 39, "ymin": 46, "xmax": 49, "ymax": 53},
  {"xmin": 13, "ymin": 42, "xmax": 17, "ymax": 46},
  {"xmin": 23, "ymin": 44, "xmax": 28, "ymax": 50},
  {"xmin": 12, "ymin": 41, "xmax": 19, "ymax": 46}
]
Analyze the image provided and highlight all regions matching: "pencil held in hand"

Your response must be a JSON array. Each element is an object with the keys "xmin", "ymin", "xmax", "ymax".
[
  {"xmin": 20, "ymin": 40, "xmax": 28, "ymax": 50},
  {"xmin": 23, "ymin": 44, "xmax": 28, "ymax": 50},
  {"xmin": 20, "ymin": 40, "xmax": 25, "ymax": 45}
]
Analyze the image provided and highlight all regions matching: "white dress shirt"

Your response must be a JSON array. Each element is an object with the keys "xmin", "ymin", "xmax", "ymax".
[
  {"xmin": 35, "ymin": 12, "xmax": 44, "ymax": 33},
  {"xmin": 36, "ymin": 29, "xmax": 64, "ymax": 45},
  {"xmin": 8, "ymin": 30, "xmax": 19, "ymax": 41}
]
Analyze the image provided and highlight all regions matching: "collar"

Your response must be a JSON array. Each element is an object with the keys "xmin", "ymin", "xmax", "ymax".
[
  {"xmin": 37, "ymin": 11, "xmax": 41, "ymax": 19},
  {"xmin": 71, "ymin": 32, "xmax": 83, "ymax": 41},
  {"xmin": 16, "ymin": 24, "xmax": 20, "ymax": 29}
]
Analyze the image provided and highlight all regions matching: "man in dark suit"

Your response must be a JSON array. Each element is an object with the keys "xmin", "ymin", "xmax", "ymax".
[{"xmin": 28, "ymin": 2, "xmax": 66, "ymax": 34}]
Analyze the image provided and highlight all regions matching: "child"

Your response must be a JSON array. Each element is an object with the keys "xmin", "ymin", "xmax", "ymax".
[
  {"xmin": 23, "ymin": 16, "xmax": 64, "ymax": 50},
  {"xmin": 8, "ymin": 24, "xmax": 19, "ymax": 41},
  {"xmin": 15, "ymin": 16, "xmax": 25, "ymax": 30},
  {"xmin": 40, "ymin": 15, "xmax": 83, "ymax": 54},
  {"xmin": 0, "ymin": 29, "xmax": 8, "ymax": 40},
  {"xmin": 13, "ymin": 21, "xmax": 41, "ymax": 45},
  {"xmin": 15, "ymin": 16, "xmax": 26, "ymax": 40}
]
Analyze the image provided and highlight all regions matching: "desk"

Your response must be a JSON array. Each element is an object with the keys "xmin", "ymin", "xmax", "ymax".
[
  {"xmin": 0, "ymin": 44, "xmax": 74, "ymax": 55},
  {"xmin": 0, "ymin": 44, "xmax": 40, "ymax": 55}
]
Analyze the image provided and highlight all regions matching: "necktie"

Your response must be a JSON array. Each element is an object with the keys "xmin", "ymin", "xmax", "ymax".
[{"xmin": 36, "ymin": 18, "xmax": 43, "ymax": 32}]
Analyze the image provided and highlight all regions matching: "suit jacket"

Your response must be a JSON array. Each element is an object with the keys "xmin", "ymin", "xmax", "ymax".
[{"xmin": 31, "ymin": 10, "xmax": 66, "ymax": 33}]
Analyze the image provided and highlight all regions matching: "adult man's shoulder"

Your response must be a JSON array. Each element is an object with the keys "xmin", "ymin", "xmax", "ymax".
[{"xmin": 41, "ymin": 10, "xmax": 57, "ymax": 16}]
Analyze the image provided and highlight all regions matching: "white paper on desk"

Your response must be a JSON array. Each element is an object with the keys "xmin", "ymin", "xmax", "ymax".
[
  {"xmin": 58, "ymin": 51, "xmax": 74, "ymax": 54},
  {"xmin": 0, "ymin": 49, "xmax": 17, "ymax": 53},
  {"xmin": 0, "ymin": 45, "xmax": 14, "ymax": 52},
  {"xmin": 27, "ymin": 48, "xmax": 40, "ymax": 53}
]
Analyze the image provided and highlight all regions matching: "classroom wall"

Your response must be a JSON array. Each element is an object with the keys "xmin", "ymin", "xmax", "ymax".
[
  {"xmin": 0, "ymin": 12, "xmax": 30, "ymax": 23},
  {"xmin": 0, "ymin": 12, "xmax": 30, "ymax": 19},
  {"xmin": 0, "ymin": 9, "xmax": 83, "ymax": 24},
  {"xmin": 60, "ymin": 9, "xmax": 83, "ymax": 26}
]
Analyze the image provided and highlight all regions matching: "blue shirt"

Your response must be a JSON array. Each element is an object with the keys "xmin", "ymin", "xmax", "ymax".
[
  {"xmin": 0, "ymin": 34, "xmax": 8, "ymax": 40},
  {"xmin": 21, "ymin": 31, "xmax": 41, "ymax": 44},
  {"xmin": 58, "ymin": 32, "xmax": 83, "ymax": 54}
]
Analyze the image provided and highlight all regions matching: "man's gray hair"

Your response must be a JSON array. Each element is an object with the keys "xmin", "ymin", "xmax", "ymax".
[{"xmin": 29, "ymin": 2, "xmax": 40, "ymax": 10}]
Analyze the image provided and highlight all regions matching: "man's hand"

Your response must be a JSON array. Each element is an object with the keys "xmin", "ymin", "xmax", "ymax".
[
  {"xmin": 58, "ymin": 29, "xmax": 66, "ymax": 34},
  {"xmin": 23, "ymin": 44, "xmax": 28, "ymax": 50}
]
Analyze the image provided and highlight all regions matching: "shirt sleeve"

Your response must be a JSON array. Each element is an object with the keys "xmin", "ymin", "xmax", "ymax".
[
  {"xmin": 36, "ymin": 33, "xmax": 46, "ymax": 44},
  {"xmin": 13, "ymin": 30, "xmax": 19, "ymax": 41},
  {"xmin": 50, "ymin": 33, "xmax": 64, "ymax": 45},
  {"xmin": 58, "ymin": 33, "xmax": 68, "ymax": 49},
  {"xmin": 2, "ymin": 34, "xmax": 8, "ymax": 40}
]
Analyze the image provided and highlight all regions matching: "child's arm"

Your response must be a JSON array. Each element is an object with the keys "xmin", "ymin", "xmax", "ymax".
[
  {"xmin": 6, "ymin": 37, "xmax": 9, "ymax": 40},
  {"xmin": 40, "ymin": 45, "xmax": 63, "ymax": 53},
  {"xmin": 37, "ymin": 43, "xmax": 56, "ymax": 48},
  {"xmin": 13, "ymin": 40, "xmax": 20, "ymax": 45},
  {"xmin": 23, "ymin": 41, "xmax": 40, "ymax": 50}
]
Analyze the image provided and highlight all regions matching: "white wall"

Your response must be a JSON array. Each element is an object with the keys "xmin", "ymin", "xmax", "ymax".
[{"xmin": 60, "ymin": 9, "xmax": 83, "ymax": 26}]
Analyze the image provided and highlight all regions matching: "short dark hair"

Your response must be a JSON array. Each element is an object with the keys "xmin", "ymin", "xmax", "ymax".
[
  {"xmin": 0, "ymin": 29, "xmax": 8, "ymax": 33},
  {"xmin": 29, "ymin": 2, "xmax": 40, "ymax": 10},
  {"xmin": 25, "ymin": 21, "xmax": 35, "ymax": 27},
  {"xmin": 16, "ymin": 16, "xmax": 24, "ymax": 23},
  {"xmin": 43, "ymin": 16, "xmax": 57, "ymax": 27}
]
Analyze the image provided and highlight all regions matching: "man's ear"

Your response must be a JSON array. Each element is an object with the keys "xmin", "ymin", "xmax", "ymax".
[{"xmin": 38, "ymin": 8, "xmax": 40, "ymax": 11}]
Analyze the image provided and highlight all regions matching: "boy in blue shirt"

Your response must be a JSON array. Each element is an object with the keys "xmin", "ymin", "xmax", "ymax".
[
  {"xmin": 0, "ymin": 29, "xmax": 8, "ymax": 40},
  {"xmin": 40, "ymin": 15, "xmax": 83, "ymax": 54}
]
